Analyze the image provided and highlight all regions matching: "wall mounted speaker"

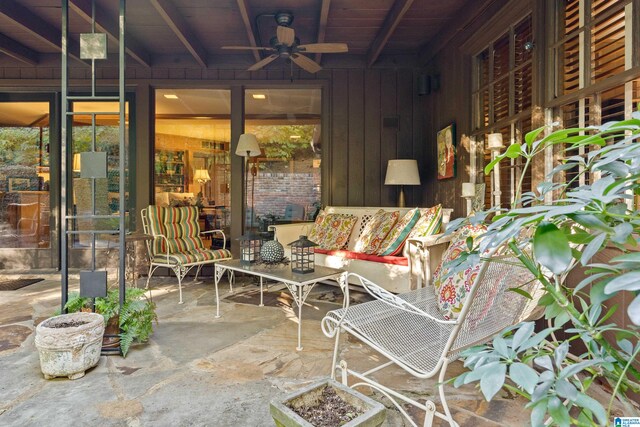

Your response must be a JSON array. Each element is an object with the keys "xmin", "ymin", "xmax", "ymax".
[{"xmin": 417, "ymin": 74, "xmax": 430, "ymax": 96}]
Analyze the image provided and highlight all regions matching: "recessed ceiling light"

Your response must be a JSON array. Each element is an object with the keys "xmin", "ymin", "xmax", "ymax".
[
  {"xmin": 163, "ymin": 94, "xmax": 179, "ymax": 99},
  {"xmin": 290, "ymin": 135, "xmax": 301, "ymax": 140},
  {"xmin": 252, "ymin": 94, "xmax": 266, "ymax": 100}
]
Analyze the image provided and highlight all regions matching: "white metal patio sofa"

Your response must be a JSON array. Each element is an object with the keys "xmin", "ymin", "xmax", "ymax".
[
  {"xmin": 322, "ymin": 247, "xmax": 543, "ymax": 426},
  {"xmin": 141, "ymin": 205, "xmax": 232, "ymax": 304}
]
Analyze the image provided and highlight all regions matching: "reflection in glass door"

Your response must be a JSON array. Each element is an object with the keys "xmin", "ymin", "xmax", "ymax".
[
  {"xmin": 244, "ymin": 88, "xmax": 322, "ymax": 232},
  {"xmin": 0, "ymin": 100, "xmax": 54, "ymax": 268},
  {"xmin": 154, "ymin": 89, "xmax": 232, "ymax": 236}
]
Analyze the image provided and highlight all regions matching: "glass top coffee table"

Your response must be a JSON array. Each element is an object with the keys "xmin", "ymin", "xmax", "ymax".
[{"xmin": 214, "ymin": 260, "xmax": 346, "ymax": 351}]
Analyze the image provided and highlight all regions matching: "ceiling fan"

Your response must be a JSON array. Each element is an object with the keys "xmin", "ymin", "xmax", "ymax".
[{"xmin": 222, "ymin": 12, "xmax": 348, "ymax": 73}]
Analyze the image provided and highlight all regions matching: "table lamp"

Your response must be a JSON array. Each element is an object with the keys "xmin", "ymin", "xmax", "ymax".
[{"xmin": 384, "ymin": 159, "xmax": 421, "ymax": 207}]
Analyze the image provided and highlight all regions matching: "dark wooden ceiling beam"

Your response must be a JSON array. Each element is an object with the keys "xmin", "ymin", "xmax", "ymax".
[
  {"xmin": 235, "ymin": 0, "xmax": 261, "ymax": 63},
  {"xmin": 314, "ymin": 0, "xmax": 331, "ymax": 64},
  {"xmin": 418, "ymin": 0, "xmax": 509, "ymax": 65},
  {"xmin": 150, "ymin": 0, "xmax": 208, "ymax": 68},
  {"xmin": 366, "ymin": 0, "xmax": 415, "ymax": 67},
  {"xmin": 0, "ymin": 1, "xmax": 84, "ymax": 63},
  {"xmin": 0, "ymin": 33, "xmax": 38, "ymax": 65},
  {"xmin": 69, "ymin": 0, "xmax": 151, "ymax": 68}
]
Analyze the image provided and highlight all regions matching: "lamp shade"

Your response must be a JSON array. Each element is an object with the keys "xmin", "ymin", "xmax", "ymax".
[
  {"xmin": 487, "ymin": 133, "xmax": 504, "ymax": 149},
  {"xmin": 193, "ymin": 169, "xmax": 210, "ymax": 182},
  {"xmin": 384, "ymin": 160, "xmax": 421, "ymax": 185},
  {"xmin": 235, "ymin": 133, "xmax": 260, "ymax": 157}
]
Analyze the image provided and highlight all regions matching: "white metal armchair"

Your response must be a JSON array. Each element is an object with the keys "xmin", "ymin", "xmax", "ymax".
[
  {"xmin": 141, "ymin": 205, "xmax": 233, "ymax": 304},
  {"xmin": 321, "ymin": 251, "xmax": 543, "ymax": 426}
]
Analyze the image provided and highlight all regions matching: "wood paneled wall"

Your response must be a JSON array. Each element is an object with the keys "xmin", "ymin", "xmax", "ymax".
[{"xmin": 328, "ymin": 68, "xmax": 425, "ymax": 208}]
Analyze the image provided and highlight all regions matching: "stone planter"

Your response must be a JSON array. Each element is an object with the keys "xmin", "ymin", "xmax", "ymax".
[
  {"xmin": 270, "ymin": 378, "xmax": 386, "ymax": 427},
  {"xmin": 34, "ymin": 312, "xmax": 105, "ymax": 380}
]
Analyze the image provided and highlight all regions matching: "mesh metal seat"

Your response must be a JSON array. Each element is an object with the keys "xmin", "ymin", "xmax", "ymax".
[{"xmin": 322, "ymin": 251, "xmax": 543, "ymax": 427}]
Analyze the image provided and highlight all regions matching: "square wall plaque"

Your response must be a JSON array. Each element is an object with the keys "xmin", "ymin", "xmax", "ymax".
[
  {"xmin": 80, "ymin": 151, "xmax": 107, "ymax": 179},
  {"xmin": 79, "ymin": 270, "xmax": 108, "ymax": 298},
  {"xmin": 80, "ymin": 33, "xmax": 107, "ymax": 60}
]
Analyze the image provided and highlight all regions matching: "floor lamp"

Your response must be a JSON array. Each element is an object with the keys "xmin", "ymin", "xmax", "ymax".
[{"xmin": 235, "ymin": 133, "xmax": 261, "ymax": 232}]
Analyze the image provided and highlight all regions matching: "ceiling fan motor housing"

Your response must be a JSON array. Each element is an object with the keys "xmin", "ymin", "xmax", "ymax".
[{"xmin": 275, "ymin": 11, "xmax": 294, "ymax": 27}]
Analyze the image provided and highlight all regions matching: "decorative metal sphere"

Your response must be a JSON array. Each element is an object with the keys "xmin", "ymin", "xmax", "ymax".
[{"xmin": 260, "ymin": 238, "xmax": 284, "ymax": 263}]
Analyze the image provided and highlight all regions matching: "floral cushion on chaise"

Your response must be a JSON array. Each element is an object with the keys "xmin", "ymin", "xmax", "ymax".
[{"xmin": 432, "ymin": 224, "xmax": 486, "ymax": 320}]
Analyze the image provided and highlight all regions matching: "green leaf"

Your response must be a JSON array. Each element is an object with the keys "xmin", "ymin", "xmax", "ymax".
[
  {"xmin": 580, "ymin": 233, "xmax": 607, "ymax": 266},
  {"xmin": 509, "ymin": 363, "xmax": 538, "ymax": 394},
  {"xmin": 533, "ymin": 222, "xmax": 572, "ymax": 275},
  {"xmin": 480, "ymin": 363, "xmax": 506, "ymax": 401},
  {"xmin": 512, "ymin": 322, "xmax": 535, "ymax": 351},
  {"xmin": 628, "ymin": 294, "xmax": 640, "ymax": 326},
  {"xmin": 530, "ymin": 399, "xmax": 548, "ymax": 427},
  {"xmin": 504, "ymin": 142, "xmax": 522, "ymax": 159},
  {"xmin": 525, "ymin": 126, "xmax": 546, "ymax": 147},
  {"xmin": 484, "ymin": 153, "xmax": 505, "ymax": 174},
  {"xmin": 604, "ymin": 272, "xmax": 640, "ymax": 294},
  {"xmin": 493, "ymin": 335, "xmax": 510, "ymax": 358},
  {"xmin": 507, "ymin": 287, "xmax": 533, "ymax": 299},
  {"xmin": 575, "ymin": 393, "xmax": 607, "ymax": 425},
  {"xmin": 547, "ymin": 396, "xmax": 570, "ymax": 427},
  {"xmin": 555, "ymin": 378, "xmax": 577, "ymax": 401}
]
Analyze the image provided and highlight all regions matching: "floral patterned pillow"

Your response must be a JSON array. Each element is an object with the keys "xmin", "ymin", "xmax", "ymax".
[
  {"xmin": 312, "ymin": 213, "xmax": 357, "ymax": 250},
  {"xmin": 407, "ymin": 204, "xmax": 442, "ymax": 239},
  {"xmin": 307, "ymin": 209, "xmax": 326, "ymax": 244},
  {"xmin": 432, "ymin": 224, "xmax": 487, "ymax": 320},
  {"xmin": 353, "ymin": 210, "xmax": 399, "ymax": 254},
  {"xmin": 378, "ymin": 208, "xmax": 421, "ymax": 256}
]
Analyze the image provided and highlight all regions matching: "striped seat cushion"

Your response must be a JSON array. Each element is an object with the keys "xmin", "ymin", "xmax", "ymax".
[
  {"xmin": 146, "ymin": 205, "xmax": 204, "ymax": 255},
  {"xmin": 153, "ymin": 248, "xmax": 232, "ymax": 265}
]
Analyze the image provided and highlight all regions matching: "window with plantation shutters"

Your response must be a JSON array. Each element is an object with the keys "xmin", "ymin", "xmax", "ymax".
[
  {"xmin": 471, "ymin": 14, "xmax": 534, "ymax": 209},
  {"xmin": 551, "ymin": 0, "xmax": 638, "ymax": 188}
]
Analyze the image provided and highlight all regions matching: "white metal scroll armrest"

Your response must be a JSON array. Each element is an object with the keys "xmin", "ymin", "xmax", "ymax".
[
  {"xmin": 349, "ymin": 273, "xmax": 452, "ymax": 323},
  {"xmin": 201, "ymin": 229, "xmax": 227, "ymax": 249},
  {"xmin": 150, "ymin": 233, "xmax": 173, "ymax": 264}
]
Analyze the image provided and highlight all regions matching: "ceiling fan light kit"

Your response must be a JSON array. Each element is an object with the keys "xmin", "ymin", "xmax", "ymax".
[{"xmin": 222, "ymin": 11, "xmax": 348, "ymax": 73}]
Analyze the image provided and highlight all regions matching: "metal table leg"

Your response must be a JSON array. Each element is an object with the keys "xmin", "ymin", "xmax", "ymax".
[{"xmin": 214, "ymin": 264, "xmax": 225, "ymax": 318}]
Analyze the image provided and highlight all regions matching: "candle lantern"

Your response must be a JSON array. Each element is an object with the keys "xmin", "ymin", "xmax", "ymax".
[
  {"xmin": 238, "ymin": 233, "xmax": 262, "ymax": 265},
  {"xmin": 288, "ymin": 235, "xmax": 318, "ymax": 274}
]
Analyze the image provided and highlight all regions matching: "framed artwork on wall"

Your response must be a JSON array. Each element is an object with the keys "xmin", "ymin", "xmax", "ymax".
[{"xmin": 437, "ymin": 123, "xmax": 455, "ymax": 180}]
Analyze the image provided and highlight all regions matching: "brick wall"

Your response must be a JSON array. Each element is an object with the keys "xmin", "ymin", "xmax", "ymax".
[{"xmin": 249, "ymin": 171, "xmax": 320, "ymax": 221}]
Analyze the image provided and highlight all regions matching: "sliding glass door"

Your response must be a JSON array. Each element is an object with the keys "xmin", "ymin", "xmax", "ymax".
[{"xmin": 0, "ymin": 95, "xmax": 57, "ymax": 269}]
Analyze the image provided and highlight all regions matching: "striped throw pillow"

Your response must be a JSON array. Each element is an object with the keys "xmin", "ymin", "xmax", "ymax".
[
  {"xmin": 407, "ymin": 204, "xmax": 442, "ymax": 239},
  {"xmin": 378, "ymin": 208, "xmax": 421, "ymax": 256}
]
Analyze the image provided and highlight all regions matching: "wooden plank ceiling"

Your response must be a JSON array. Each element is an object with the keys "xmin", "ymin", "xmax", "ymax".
[{"xmin": 0, "ymin": 0, "xmax": 473, "ymax": 69}]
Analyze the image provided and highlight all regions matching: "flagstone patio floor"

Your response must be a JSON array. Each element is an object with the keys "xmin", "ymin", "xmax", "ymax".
[{"xmin": 0, "ymin": 273, "xmax": 537, "ymax": 426}]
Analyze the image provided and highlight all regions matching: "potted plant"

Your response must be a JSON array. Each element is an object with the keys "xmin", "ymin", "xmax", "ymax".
[
  {"xmin": 34, "ymin": 311, "xmax": 105, "ymax": 380},
  {"xmin": 445, "ymin": 114, "xmax": 640, "ymax": 425},
  {"xmin": 64, "ymin": 287, "xmax": 157, "ymax": 357},
  {"xmin": 270, "ymin": 378, "xmax": 386, "ymax": 427}
]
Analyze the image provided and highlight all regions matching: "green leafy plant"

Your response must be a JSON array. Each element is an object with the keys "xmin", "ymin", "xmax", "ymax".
[
  {"xmin": 63, "ymin": 287, "xmax": 158, "ymax": 357},
  {"xmin": 447, "ymin": 114, "xmax": 640, "ymax": 426}
]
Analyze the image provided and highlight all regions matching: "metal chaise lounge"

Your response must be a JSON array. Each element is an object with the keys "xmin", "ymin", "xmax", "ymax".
[{"xmin": 322, "ymin": 248, "xmax": 543, "ymax": 426}]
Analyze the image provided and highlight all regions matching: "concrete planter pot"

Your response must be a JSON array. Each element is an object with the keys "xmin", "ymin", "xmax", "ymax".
[
  {"xmin": 34, "ymin": 312, "xmax": 105, "ymax": 380},
  {"xmin": 270, "ymin": 378, "xmax": 386, "ymax": 427}
]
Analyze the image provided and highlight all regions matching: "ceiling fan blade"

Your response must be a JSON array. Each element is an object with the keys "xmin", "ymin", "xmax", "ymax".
[
  {"xmin": 291, "ymin": 54, "xmax": 321, "ymax": 73},
  {"xmin": 277, "ymin": 26, "xmax": 295, "ymax": 46},
  {"xmin": 247, "ymin": 54, "xmax": 279, "ymax": 71},
  {"xmin": 297, "ymin": 43, "xmax": 348, "ymax": 53},
  {"xmin": 222, "ymin": 46, "xmax": 272, "ymax": 51}
]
